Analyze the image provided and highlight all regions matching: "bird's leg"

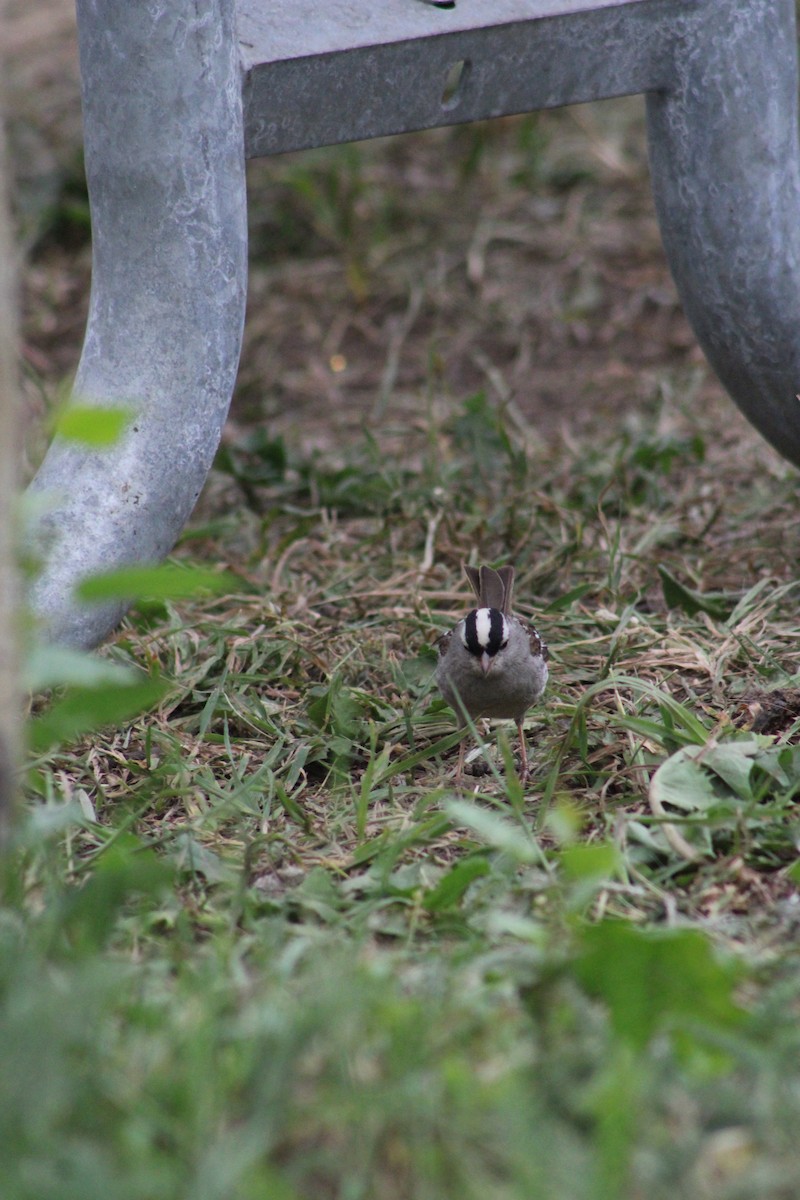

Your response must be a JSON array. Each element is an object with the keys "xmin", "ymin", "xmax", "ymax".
[
  {"xmin": 455, "ymin": 736, "xmax": 466, "ymax": 788},
  {"xmin": 517, "ymin": 721, "xmax": 529, "ymax": 783}
]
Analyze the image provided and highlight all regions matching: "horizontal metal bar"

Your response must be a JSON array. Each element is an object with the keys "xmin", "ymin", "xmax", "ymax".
[
  {"xmin": 238, "ymin": 0, "xmax": 682, "ymax": 157},
  {"xmin": 237, "ymin": 0, "xmax": 655, "ymax": 64}
]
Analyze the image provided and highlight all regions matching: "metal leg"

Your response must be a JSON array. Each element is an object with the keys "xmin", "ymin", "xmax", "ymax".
[
  {"xmin": 647, "ymin": 0, "xmax": 800, "ymax": 465},
  {"xmin": 28, "ymin": 0, "xmax": 248, "ymax": 648}
]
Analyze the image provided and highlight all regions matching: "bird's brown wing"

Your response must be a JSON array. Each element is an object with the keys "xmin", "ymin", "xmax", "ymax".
[{"xmin": 521, "ymin": 619, "xmax": 549, "ymax": 662}]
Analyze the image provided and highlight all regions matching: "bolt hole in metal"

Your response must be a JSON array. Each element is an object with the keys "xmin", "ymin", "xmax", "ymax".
[{"xmin": 441, "ymin": 58, "xmax": 470, "ymax": 109}]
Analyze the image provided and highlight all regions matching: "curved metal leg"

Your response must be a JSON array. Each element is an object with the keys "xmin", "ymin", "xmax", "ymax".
[
  {"xmin": 28, "ymin": 0, "xmax": 248, "ymax": 648},
  {"xmin": 647, "ymin": 0, "xmax": 800, "ymax": 465}
]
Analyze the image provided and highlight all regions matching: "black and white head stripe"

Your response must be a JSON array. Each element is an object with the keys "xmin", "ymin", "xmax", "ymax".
[{"xmin": 461, "ymin": 607, "xmax": 509, "ymax": 658}]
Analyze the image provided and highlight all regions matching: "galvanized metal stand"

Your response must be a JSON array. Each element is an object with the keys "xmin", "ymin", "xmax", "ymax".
[{"xmin": 29, "ymin": 0, "xmax": 800, "ymax": 646}]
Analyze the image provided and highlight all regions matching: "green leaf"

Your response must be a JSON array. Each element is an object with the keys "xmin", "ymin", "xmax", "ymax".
[
  {"xmin": 60, "ymin": 836, "xmax": 172, "ymax": 951},
  {"xmin": 54, "ymin": 404, "xmax": 134, "ymax": 446},
  {"xmin": 657, "ymin": 566, "xmax": 734, "ymax": 619},
  {"xmin": 450, "ymin": 391, "xmax": 525, "ymax": 475},
  {"xmin": 697, "ymin": 738, "xmax": 799, "ymax": 797},
  {"xmin": 573, "ymin": 922, "xmax": 746, "ymax": 1052},
  {"xmin": 24, "ymin": 643, "xmax": 137, "ymax": 692},
  {"xmin": 560, "ymin": 842, "xmax": 620, "ymax": 882},
  {"xmin": 423, "ymin": 856, "xmax": 490, "ymax": 911},
  {"xmin": 649, "ymin": 750, "xmax": 722, "ymax": 815},
  {"xmin": 699, "ymin": 742, "xmax": 760, "ymax": 800},
  {"xmin": 650, "ymin": 739, "xmax": 786, "ymax": 816},
  {"xmin": 213, "ymin": 429, "xmax": 288, "ymax": 485},
  {"xmin": 445, "ymin": 799, "xmax": 539, "ymax": 863},
  {"xmin": 497, "ymin": 730, "xmax": 524, "ymax": 809},
  {"xmin": 75, "ymin": 563, "xmax": 233, "ymax": 603},
  {"xmin": 29, "ymin": 678, "xmax": 167, "ymax": 753},
  {"xmin": 171, "ymin": 833, "xmax": 234, "ymax": 884},
  {"xmin": 374, "ymin": 728, "xmax": 465, "ymax": 785},
  {"xmin": 544, "ymin": 583, "xmax": 592, "ymax": 613}
]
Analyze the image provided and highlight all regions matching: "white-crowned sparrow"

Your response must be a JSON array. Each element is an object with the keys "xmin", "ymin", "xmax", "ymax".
[{"xmin": 436, "ymin": 564, "xmax": 549, "ymax": 781}]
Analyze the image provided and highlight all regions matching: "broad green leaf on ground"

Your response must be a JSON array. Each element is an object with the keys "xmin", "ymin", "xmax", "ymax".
[
  {"xmin": 651, "ymin": 738, "xmax": 800, "ymax": 813},
  {"xmin": 699, "ymin": 739, "xmax": 799, "ymax": 798},
  {"xmin": 647, "ymin": 737, "xmax": 800, "ymax": 863},
  {"xmin": 649, "ymin": 748, "xmax": 722, "ymax": 816}
]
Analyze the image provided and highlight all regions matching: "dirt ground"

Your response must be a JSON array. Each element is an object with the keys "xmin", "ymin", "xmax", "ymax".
[{"xmin": 6, "ymin": 0, "xmax": 782, "ymax": 481}]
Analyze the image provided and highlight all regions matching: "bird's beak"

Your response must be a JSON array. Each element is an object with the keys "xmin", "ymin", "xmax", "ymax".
[{"xmin": 480, "ymin": 652, "xmax": 493, "ymax": 675}]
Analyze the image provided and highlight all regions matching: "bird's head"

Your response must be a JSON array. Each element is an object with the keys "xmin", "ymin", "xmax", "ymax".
[{"xmin": 461, "ymin": 606, "xmax": 509, "ymax": 674}]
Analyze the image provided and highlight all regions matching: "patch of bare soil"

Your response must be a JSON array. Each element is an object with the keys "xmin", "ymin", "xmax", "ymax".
[{"xmin": 736, "ymin": 689, "xmax": 800, "ymax": 737}]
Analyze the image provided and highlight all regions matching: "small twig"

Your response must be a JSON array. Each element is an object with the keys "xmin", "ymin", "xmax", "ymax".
[{"xmin": 418, "ymin": 509, "xmax": 443, "ymax": 577}]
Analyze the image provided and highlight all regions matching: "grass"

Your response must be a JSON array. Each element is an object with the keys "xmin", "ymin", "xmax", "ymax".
[
  {"xmin": 13, "ymin": 380, "xmax": 800, "ymax": 1200},
  {"xmin": 9, "ymin": 66, "xmax": 800, "ymax": 1197}
]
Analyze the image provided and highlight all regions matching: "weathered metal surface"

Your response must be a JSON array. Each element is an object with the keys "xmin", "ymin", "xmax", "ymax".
[
  {"xmin": 646, "ymin": 0, "xmax": 800, "ymax": 465},
  {"xmin": 28, "ymin": 0, "xmax": 249, "ymax": 647},
  {"xmin": 239, "ymin": 0, "xmax": 675, "ymax": 157}
]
